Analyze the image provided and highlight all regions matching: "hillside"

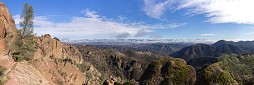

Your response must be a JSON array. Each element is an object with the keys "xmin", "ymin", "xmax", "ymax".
[
  {"xmin": 213, "ymin": 40, "xmax": 254, "ymax": 52},
  {"xmin": 76, "ymin": 45, "xmax": 164, "ymax": 81},
  {"xmin": 170, "ymin": 43, "xmax": 244, "ymax": 61},
  {"xmin": 196, "ymin": 53, "xmax": 254, "ymax": 84}
]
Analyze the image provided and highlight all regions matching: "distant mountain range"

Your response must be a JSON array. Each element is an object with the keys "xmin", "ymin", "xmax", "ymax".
[
  {"xmin": 66, "ymin": 39, "xmax": 215, "ymax": 55},
  {"xmin": 171, "ymin": 40, "xmax": 254, "ymax": 61},
  {"xmin": 213, "ymin": 40, "xmax": 254, "ymax": 52},
  {"xmin": 65, "ymin": 39, "xmax": 215, "ymax": 45},
  {"xmin": 86, "ymin": 43, "xmax": 190, "ymax": 55},
  {"xmin": 170, "ymin": 40, "xmax": 254, "ymax": 71},
  {"xmin": 70, "ymin": 39, "xmax": 254, "ymax": 61}
]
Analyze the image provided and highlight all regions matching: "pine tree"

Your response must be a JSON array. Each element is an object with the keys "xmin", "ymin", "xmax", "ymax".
[
  {"xmin": 20, "ymin": 3, "xmax": 34, "ymax": 39},
  {"xmin": 11, "ymin": 3, "xmax": 37, "ymax": 61}
]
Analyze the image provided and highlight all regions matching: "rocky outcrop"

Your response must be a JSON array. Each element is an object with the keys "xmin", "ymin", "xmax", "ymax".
[
  {"xmin": 35, "ymin": 34, "xmax": 83, "ymax": 64},
  {"xmin": 0, "ymin": 2, "xmax": 17, "ymax": 56},
  {"xmin": 196, "ymin": 62, "xmax": 237, "ymax": 85},
  {"xmin": 29, "ymin": 34, "xmax": 87, "ymax": 85},
  {"xmin": 78, "ymin": 62, "xmax": 102, "ymax": 85},
  {"xmin": 139, "ymin": 58, "xmax": 196, "ymax": 85},
  {"xmin": 3, "ymin": 33, "xmax": 101, "ymax": 85},
  {"xmin": 3, "ymin": 33, "xmax": 89, "ymax": 85},
  {"xmin": 124, "ymin": 60, "xmax": 143, "ymax": 80}
]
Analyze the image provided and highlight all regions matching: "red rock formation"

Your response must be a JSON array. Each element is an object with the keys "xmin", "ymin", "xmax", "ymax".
[
  {"xmin": 0, "ymin": 2, "xmax": 17, "ymax": 57},
  {"xmin": 31, "ymin": 34, "xmax": 86, "ymax": 84},
  {"xmin": 0, "ymin": 2, "xmax": 17, "ymax": 72},
  {"xmin": 0, "ymin": 2, "xmax": 96, "ymax": 85}
]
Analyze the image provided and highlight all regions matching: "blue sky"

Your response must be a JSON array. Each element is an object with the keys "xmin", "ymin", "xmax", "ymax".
[{"xmin": 2, "ymin": 0, "xmax": 254, "ymax": 41}]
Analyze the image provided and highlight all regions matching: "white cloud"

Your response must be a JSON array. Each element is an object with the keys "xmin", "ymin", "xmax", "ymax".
[
  {"xmin": 180, "ymin": 0, "xmax": 254, "ymax": 24},
  {"xmin": 82, "ymin": 9, "xmax": 100, "ymax": 18},
  {"xmin": 245, "ymin": 32, "xmax": 254, "ymax": 35},
  {"xmin": 13, "ymin": 15, "xmax": 21, "ymax": 24},
  {"xmin": 13, "ymin": 9, "xmax": 185, "ymax": 39},
  {"xmin": 148, "ymin": 23, "xmax": 186, "ymax": 29},
  {"xmin": 143, "ymin": 0, "xmax": 171, "ymax": 19},
  {"xmin": 34, "ymin": 16, "xmax": 55, "ymax": 28},
  {"xmin": 143, "ymin": 0, "xmax": 254, "ymax": 24},
  {"xmin": 200, "ymin": 34, "xmax": 215, "ymax": 36},
  {"xmin": 13, "ymin": 15, "xmax": 54, "ymax": 28}
]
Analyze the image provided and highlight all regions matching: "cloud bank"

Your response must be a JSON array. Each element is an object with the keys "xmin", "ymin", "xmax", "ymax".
[
  {"xmin": 143, "ymin": 0, "xmax": 254, "ymax": 24},
  {"xmin": 13, "ymin": 9, "xmax": 184, "ymax": 39}
]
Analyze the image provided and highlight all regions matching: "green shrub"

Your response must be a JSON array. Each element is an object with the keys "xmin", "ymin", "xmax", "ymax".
[
  {"xmin": 0, "ymin": 76, "xmax": 8, "ymax": 85},
  {"xmin": 0, "ymin": 66, "xmax": 7, "ymax": 85},
  {"xmin": 10, "ymin": 30, "xmax": 37, "ymax": 62},
  {"xmin": 0, "ymin": 66, "xmax": 5, "ymax": 76}
]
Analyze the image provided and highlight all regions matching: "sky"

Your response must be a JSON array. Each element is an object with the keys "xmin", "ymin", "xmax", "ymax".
[{"xmin": 2, "ymin": 0, "xmax": 254, "ymax": 41}]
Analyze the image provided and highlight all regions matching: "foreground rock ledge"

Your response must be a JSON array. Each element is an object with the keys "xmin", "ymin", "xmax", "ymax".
[{"xmin": 139, "ymin": 58, "xmax": 196, "ymax": 85}]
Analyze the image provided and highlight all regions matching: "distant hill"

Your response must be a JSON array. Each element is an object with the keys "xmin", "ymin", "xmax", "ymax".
[
  {"xmin": 213, "ymin": 40, "xmax": 254, "ymax": 52},
  {"xmin": 170, "ymin": 43, "xmax": 244, "ymax": 61}
]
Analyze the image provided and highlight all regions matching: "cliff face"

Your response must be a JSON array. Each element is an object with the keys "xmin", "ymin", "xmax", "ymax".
[
  {"xmin": 0, "ymin": 2, "xmax": 17, "ymax": 56},
  {"xmin": 0, "ymin": 1, "xmax": 17, "ymax": 76}
]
